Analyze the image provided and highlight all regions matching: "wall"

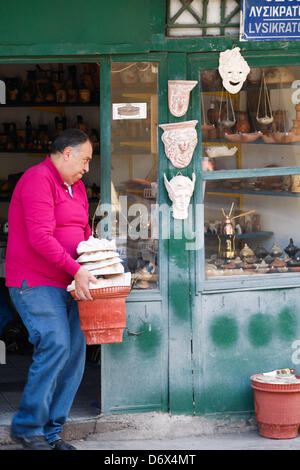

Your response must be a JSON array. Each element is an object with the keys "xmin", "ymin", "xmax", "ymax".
[
  {"xmin": 0, "ymin": 0, "xmax": 153, "ymax": 56},
  {"xmin": 193, "ymin": 288, "xmax": 300, "ymax": 416}
]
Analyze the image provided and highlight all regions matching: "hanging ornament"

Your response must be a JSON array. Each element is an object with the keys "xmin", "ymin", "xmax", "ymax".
[
  {"xmin": 168, "ymin": 80, "xmax": 198, "ymax": 117},
  {"xmin": 218, "ymin": 47, "xmax": 250, "ymax": 94},
  {"xmin": 164, "ymin": 172, "xmax": 196, "ymax": 220}
]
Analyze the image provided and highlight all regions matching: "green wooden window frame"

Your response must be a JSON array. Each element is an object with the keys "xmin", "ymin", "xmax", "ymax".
[
  {"xmin": 108, "ymin": 53, "xmax": 169, "ymax": 302},
  {"xmin": 188, "ymin": 50, "xmax": 300, "ymax": 293},
  {"xmin": 167, "ymin": 0, "xmax": 240, "ymax": 37}
]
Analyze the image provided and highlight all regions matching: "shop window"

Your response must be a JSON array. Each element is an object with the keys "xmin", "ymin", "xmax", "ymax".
[
  {"xmin": 167, "ymin": 0, "xmax": 240, "ymax": 37},
  {"xmin": 110, "ymin": 62, "xmax": 159, "ymax": 290},
  {"xmin": 201, "ymin": 65, "xmax": 300, "ymax": 170},
  {"xmin": 204, "ymin": 176, "xmax": 300, "ymax": 278},
  {"xmin": 201, "ymin": 63, "xmax": 300, "ymax": 279}
]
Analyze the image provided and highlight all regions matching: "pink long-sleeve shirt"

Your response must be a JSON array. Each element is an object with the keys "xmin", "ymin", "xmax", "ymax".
[{"xmin": 5, "ymin": 156, "xmax": 91, "ymax": 288}]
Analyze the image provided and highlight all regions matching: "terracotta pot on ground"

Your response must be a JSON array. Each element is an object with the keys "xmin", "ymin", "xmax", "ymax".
[
  {"xmin": 71, "ymin": 286, "xmax": 131, "ymax": 345},
  {"xmin": 251, "ymin": 374, "xmax": 300, "ymax": 439}
]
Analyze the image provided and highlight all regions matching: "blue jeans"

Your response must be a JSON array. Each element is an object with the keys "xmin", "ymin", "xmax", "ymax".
[{"xmin": 8, "ymin": 280, "xmax": 86, "ymax": 443}]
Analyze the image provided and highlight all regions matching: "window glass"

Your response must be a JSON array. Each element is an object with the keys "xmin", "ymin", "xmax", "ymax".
[
  {"xmin": 110, "ymin": 62, "xmax": 159, "ymax": 290},
  {"xmin": 204, "ymin": 177, "xmax": 300, "ymax": 278},
  {"xmin": 167, "ymin": 0, "xmax": 240, "ymax": 37},
  {"xmin": 201, "ymin": 65, "xmax": 300, "ymax": 170}
]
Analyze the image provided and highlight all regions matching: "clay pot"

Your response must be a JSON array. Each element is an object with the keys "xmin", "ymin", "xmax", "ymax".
[
  {"xmin": 285, "ymin": 239, "xmax": 299, "ymax": 258},
  {"xmin": 255, "ymin": 244, "xmax": 268, "ymax": 260},
  {"xmin": 240, "ymin": 243, "xmax": 254, "ymax": 258},
  {"xmin": 251, "ymin": 374, "xmax": 300, "ymax": 439},
  {"xmin": 207, "ymin": 102, "xmax": 219, "ymax": 125},
  {"xmin": 269, "ymin": 242, "xmax": 283, "ymax": 258},
  {"xmin": 71, "ymin": 286, "xmax": 131, "ymax": 345},
  {"xmin": 236, "ymin": 112, "xmax": 251, "ymax": 133}
]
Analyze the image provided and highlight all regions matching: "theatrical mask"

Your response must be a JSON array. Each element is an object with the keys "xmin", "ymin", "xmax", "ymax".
[
  {"xmin": 218, "ymin": 47, "xmax": 250, "ymax": 94},
  {"xmin": 164, "ymin": 173, "xmax": 196, "ymax": 220},
  {"xmin": 159, "ymin": 120, "xmax": 198, "ymax": 169},
  {"xmin": 168, "ymin": 80, "xmax": 198, "ymax": 117}
]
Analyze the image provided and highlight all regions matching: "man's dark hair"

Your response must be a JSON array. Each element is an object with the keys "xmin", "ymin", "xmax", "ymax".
[{"xmin": 50, "ymin": 128, "xmax": 91, "ymax": 154}]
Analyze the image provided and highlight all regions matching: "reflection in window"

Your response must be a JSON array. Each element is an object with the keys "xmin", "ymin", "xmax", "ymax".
[
  {"xmin": 110, "ymin": 62, "xmax": 159, "ymax": 290},
  {"xmin": 204, "ymin": 177, "xmax": 300, "ymax": 277}
]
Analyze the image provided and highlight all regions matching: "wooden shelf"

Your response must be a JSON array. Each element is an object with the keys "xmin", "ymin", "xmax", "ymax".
[
  {"xmin": 205, "ymin": 231, "xmax": 273, "ymax": 239},
  {"xmin": 207, "ymin": 188, "xmax": 300, "ymax": 197},
  {"xmin": 0, "ymin": 102, "xmax": 99, "ymax": 108}
]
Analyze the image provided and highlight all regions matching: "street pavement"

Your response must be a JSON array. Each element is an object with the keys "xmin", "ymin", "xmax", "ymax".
[{"xmin": 1, "ymin": 430, "xmax": 300, "ymax": 451}]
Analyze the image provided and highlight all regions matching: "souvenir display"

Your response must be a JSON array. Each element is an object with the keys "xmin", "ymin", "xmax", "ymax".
[
  {"xmin": 159, "ymin": 120, "xmax": 198, "ymax": 169},
  {"xmin": 168, "ymin": 80, "xmax": 198, "ymax": 117},
  {"xmin": 218, "ymin": 47, "xmax": 250, "ymax": 94},
  {"xmin": 164, "ymin": 172, "xmax": 196, "ymax": 220}
]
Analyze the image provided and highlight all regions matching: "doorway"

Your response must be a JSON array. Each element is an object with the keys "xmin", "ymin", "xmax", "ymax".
[{"xmin": 0, "ymin": 61, "xmax": 102, "ymax": 423}]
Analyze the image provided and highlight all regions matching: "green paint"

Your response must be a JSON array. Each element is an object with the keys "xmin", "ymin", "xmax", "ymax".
[
  {"xmin": 248, "ymin": 313, "xmax": 273, "ymax": 347},
  {"xmin": 169, "ymin": 238, "xmax": 189, "ymax": 270},
  {"xmin": 135, "ymin": 323, "xmax": 161, "ymax": 356},
  {"xmin": 277, "ymin": 307, "xmax": 298, "ymax": 341},
  {"xmin": 210, "ymin": 316, "xmax": 238, "ymax": 348},
  {"xmin": 169, "ymin": 279, "xmax": 190, "ymax": 319}
]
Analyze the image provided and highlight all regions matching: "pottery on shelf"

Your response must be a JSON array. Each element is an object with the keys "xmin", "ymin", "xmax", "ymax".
[
  {"xmin": 271, "ymin": 258, "xmax": 286, "ymax": 268},
  {"xmin": 207, "ymin": 102, "xmax": 220, "ymax": 125},
  {"xmin": 236, "ymin": 112, "xmax": 251, "ymax": 134},
  {"xmin": 240, "ymin": 243, "xmax": 255, "ymax": 258},
  {"xmin": 201, "ymin": 123, "xmax": 215, "ymax": 131},
  {"xmin": 205, "ymin": 145, "xmax": 238, "ymax": 159},
  {"xmin": 261, "ymin": 133, "xmax": 277, "ymax": 143},
  {"xmin": 224, "ymin": 132, "xmax": 262, "ymax": 143},
  {"xmin": 273, "ymin": 131, "xmax": 300, "ymax": 143},
  {"xmin": 291, "ymin": 175, "xmax": 300, "ymax": 193},
  {"xmin": 255, "ymin": 244, "xmax": 268, "ymax": 260},
  {"xmin": 269, "ymin": 242, "xmax": 283, "ymax": 258},
  {"xmin": 284, "ymin": 239, "xmax": 299, "ymax": 258}
]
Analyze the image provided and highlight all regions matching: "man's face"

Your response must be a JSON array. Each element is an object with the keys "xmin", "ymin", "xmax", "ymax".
[{"xmin": 64, "ymin": 140, "xmax": 93, "ymax": 184}]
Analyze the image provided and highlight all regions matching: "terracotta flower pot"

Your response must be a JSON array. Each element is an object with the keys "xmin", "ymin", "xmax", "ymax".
[
  {"xmin": 251, "ymin": 374, "xmax": 300, "ymax": 439},
  {"xmin": 71, "ymin": 286, "xmax": 131, "ymax": 345}
]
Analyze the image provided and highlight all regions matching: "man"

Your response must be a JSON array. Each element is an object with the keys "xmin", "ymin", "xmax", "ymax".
[{"xmin": 5, "ymin": 128, "xmax": 97, "ymax": 450}]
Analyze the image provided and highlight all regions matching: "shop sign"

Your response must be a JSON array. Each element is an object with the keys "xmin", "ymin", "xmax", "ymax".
[{"xmin": 240, "ymin": 0, "xmax": 300, "ymax": 41}]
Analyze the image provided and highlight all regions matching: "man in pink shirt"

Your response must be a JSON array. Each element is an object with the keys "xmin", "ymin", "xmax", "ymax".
[{"xmin": 6, "ymin": 128, "xmax": 97, "ymax": 450}]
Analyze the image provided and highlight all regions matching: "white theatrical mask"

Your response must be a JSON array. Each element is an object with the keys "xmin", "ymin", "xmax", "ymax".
[
  {"xmin": 218, "ymin": 47, "xmax": 250, "ymax": 94},
  {"xmin": 164, "ymin": 173, "xmax": 196, "ymax": 220},
  {"xmin": 159, "ymin": 120, "xmax": 198, "ymax": 169}
]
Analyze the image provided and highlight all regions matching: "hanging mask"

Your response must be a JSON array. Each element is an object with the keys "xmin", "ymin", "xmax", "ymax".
[
  {"xmin": 218, "ymin": 47, "xmax": 250, "ymax": 94},
  {"xmin": 164, "ymin": 172, "xmax": 196, "ymax": 220}
]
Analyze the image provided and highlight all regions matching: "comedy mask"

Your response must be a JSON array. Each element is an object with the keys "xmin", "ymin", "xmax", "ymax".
[
  {"xmin": 168, "ymin": 80, "xmax": 198, "ymax": 117},
  {"xmin": 218, "ymin": 47, "xmax": 250, "ymax": 94},
  {"xmin": 159, "ymin": 120, "xmax": 198, "ymax": 169},
  {"xmin": 164, "ymin": 173, "xmax": 196, "ymax": 220}
]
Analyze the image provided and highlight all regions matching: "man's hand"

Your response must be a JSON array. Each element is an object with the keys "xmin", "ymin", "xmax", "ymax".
[{"xmin": 74, "ymin": 266, "xmax": 98, "ymax": 301}]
